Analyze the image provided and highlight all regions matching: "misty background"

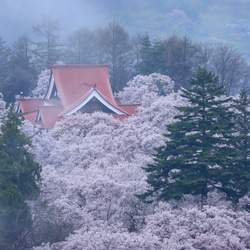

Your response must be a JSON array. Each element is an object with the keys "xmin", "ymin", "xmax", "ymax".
[
  {"xmin": 0, "ymin": 0, "xmax": 250, "ymax": 103},
  {"xmin": 1, "ymin": 0, "xmax": 250, "ymax": 60},
  {"xmin": 0, "ymin": 0, "xmax": 107, "ymax": 42}
]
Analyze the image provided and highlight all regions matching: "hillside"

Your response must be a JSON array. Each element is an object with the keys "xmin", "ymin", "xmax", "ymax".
[{"xmin": 98, "ymin": 0, "xmax": 250, "ymax": 62}]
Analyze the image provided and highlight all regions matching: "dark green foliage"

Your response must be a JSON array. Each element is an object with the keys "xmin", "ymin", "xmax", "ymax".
[
  {"xmin": 0, "ymin": 35, "xmax": 37, "ymax": 103},
  {"xmin": 233, "ymin": 88, "xmax": 250, "ymax": 162},
  {"xmin": 138, "ymin": 33, "xmax": 155, "ymax": 75},
  {"xmin": 217, "ymin": 88, "xmax": 250, "ymax": 205},
  {"xmin": 138, "ymin": 34, "xmax": 165, "ymax": 75},
  {"xmin": 139, "ymin": 67, "xmax": 236, "ymax": 205},
  {"xmin": 0, "ymin": 104, "xmax": 41, "ymax": 249},
  {"xmin": 0, "ymin": 38, "xmax": 10, "ymax": 82},
  {"xmin": 138, "ymin": 35, "xmax": 202, "ymax": 90}
]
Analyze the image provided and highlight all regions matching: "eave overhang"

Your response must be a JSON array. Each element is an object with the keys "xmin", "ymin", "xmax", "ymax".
[{"xmin": 59, "ymin": 89, "xmax": 128, "ymax": 117}]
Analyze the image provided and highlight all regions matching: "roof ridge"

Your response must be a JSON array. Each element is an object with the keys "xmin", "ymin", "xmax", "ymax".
[{"xmin": 49, "ymin": 64, "xmax": 111, "ymax": 69}]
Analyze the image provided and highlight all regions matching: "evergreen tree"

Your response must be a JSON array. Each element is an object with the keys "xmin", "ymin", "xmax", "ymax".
[
  {"xmin": 0, "ymin": 38, "xmax": 11, "ymax": 98},
  {"xmin": 151, "ymin": 39, "xmax": 165, "ymax": 74},
  {"xmin": 0, "ymin": 104, "xmax": 41, "ymax": 249},
  {"xmin": 139, "ymin": 67, "xmax": 235, "ymax": 205},
  {"xmin": 1, "ymin": 35, "xmax": 37, "ymax": 103},
  {"xmin": 138, "ymin": 33, "xmax": 154, "ymax": 75},
  {"xmin": 218, "ymin": 88, "xmax": 250, "ymax": 205},
  {"xmin": 138, "ymin": 34, "xmax": 166, "ymax": 76},
  {"xmin": 233, "ymin": 88, "xmax": 250, "ymax": 164}
]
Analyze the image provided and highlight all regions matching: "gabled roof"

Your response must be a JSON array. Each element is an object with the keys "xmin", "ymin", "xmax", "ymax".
[
  {"xmin": 18, "ymin": 98, "xmax": 44, "ymax": 113},
  {"xmin": 17, "ymin": 98, "xmax": 43, "ymax": 125},
  {"xmin": 47, "ymin": 64, "xmax": 128, "ymax": 116},
  {"xmin": 49, "ymin": 64, "xmax": 116, "ymax": 106},
  {"xmin": 18, "ymin": 64, "xmax": 140, "ymax": 129}
]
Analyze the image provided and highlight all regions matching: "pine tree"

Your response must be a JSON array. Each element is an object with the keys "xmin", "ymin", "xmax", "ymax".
[
  {"xmin": 139, "ymin": 67, "xmax": 235, "ymax": 205},
  {"xmin": 218, "ymin": 88, "xmax": 250, "ymax": 205},
  {"xmin": 233, "ymin": 88, "xmax": 250, "ymax": 165},
  {"xmin": 0, "ymin": 104, "xmax": 41, "ymax": 249},
  {"xmin": 2, "ymin": 35, "xmax": 37, "ymax": 103},
  {"xmin": 138, "ymin": 33, "xmax": 154, "ymax": 75}
]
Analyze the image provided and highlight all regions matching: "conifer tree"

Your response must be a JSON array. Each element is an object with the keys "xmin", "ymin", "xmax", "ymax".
[
  {"xmin": 233, "ymin": 88, "xmax": 250, "ymax": 165},
  {"xmin": 2, "ymin": 35, "xmax": 37, "ymax": 103},
  {"xmin": 139, "ymin": 67, "xmax": 235, "ymax": 205},
  {"xmin": 138, "ymin": 33, "xmax": 154, "ymax": 75},
  {"xmin": 0, "ymin": 104, "xmax": 41, "ymax": 249},
  {"xmin": 218, "ymin": 88, "xmax": 250, "ymax": 205}
]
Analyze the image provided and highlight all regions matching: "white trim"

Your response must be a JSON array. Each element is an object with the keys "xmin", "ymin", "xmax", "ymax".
[
  {"xmin": 63, "ymin": 90, "xmax": 127, "ymax": 116},
  {"xmin": 44, "ymin": 75, "xmax": 55, "ymax": 100},
  {"xmin": 36, "ymin": 111, "xmax": 41, "ymax": 121},
  {"xmin": 17, "ymin": 103, "xmax": 21, "ymax": 113}
]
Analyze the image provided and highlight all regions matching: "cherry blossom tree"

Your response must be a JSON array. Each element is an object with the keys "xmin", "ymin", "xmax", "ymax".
[
  {"xmin": 32, "ymin": 69, "xmax": 51, "ymax": 98},
  {"xmin": 18, "ymin": 72, "xmax": 249, "ymax": 250},
  {"xmin": 0, "ymin": 92, "xmax": 6, "ymax": 120},
  {"xmin": 117, "ymin": 73, "xmax": 175, "ymax": 104}
]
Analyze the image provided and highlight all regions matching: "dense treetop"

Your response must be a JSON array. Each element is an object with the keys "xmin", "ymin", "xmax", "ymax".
[{"xmin": 0, "ymin": 71, "xmax": 248, "ymax": 249}]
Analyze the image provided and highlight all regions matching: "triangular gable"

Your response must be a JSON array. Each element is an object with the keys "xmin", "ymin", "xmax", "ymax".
[
  {"xmin": 59, "ymin": 89, "xmax": 128, "ymax": 117},
  {"xmin": 17, "ymin": 98, "xmax": 44, "ymax": 124},
  {"xmin": 49, "ymin": 64, "xmax": 116, "ymax": 107}
]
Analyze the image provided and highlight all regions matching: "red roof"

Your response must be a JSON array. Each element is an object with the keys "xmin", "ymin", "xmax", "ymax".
[
  {"xmin": 38, "ymin": 106, "xmax": 64, "ymax": 129},
  {"xmin": 50, "ymin": 64, "xmax": 117, "ymax": 106},
  {"xmin": 17, "ymin": 98, "xmax": 43, "ymax": 125},
  {"xmin": 18, "ymin": 64, "xmax": 140, "ymax": 129},
  {"xmin": 18, "ymin": 98, "xmax": 43, "ymax": 113},
  {"xmin": 117, "ymin": 104, "xmax": 140, "ymax": 116}
]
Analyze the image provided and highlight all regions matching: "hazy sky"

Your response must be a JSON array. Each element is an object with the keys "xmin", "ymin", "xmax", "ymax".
[{"xmin": 0, "ymin": 0, "xmax": 109, "ymax": 43}]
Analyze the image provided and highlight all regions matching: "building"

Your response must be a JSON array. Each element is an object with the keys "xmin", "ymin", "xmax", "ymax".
[{"xmin": 18, "ymin": 64, "xmax": 139, "ymax": 129}]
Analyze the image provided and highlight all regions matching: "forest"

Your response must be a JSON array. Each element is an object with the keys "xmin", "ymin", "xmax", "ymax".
[
  {"xmin": 0, "ymin": 14, "xmax": 250, "ymax": 250},
  {"xmin": 0, "ymin": 15, "xmax": 250, "ymax": 104}
]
